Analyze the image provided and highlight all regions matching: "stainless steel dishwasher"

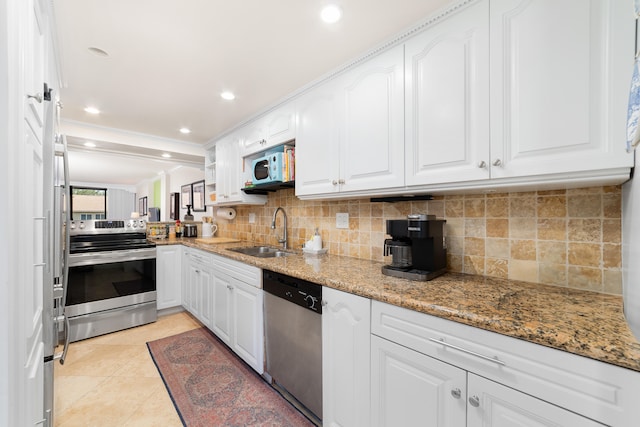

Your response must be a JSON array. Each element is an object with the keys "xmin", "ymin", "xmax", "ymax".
[{"xmin": 263, "ymin": 269, "xmax": 323, "ymax": 424}]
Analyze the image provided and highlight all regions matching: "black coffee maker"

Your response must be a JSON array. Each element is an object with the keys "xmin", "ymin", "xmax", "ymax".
[{"xmin": 382, "ymin": 214, "xmax": 447, "ymax": 281}]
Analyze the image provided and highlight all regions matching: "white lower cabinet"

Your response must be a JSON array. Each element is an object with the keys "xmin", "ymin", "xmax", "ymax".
[
  {"xmin": 156, "ymin": 245, "xmax": 182, "ymax": 310},
  {"xmin": 466, "ymin": 374, "xmax": 602, "ymax": 427},
  {"xmin": 371, "ymin": 300, "xmax": 640, "ymax": 427},
  {"xmin": 211, "ymin": 269, "xmax": 233, "ymax": 344},
  {"xmin": 182, "ymin": 248, "xmax": 213, "ymax": 328},
  {"xmin": 371, "ymin": 335, "xmax": 603, "ymax": 427},
  {"xmin": 211, "ymin": 254, "xmax": 264, "ymax": 374},
  {"xmin": 181, "ymin": 248, "xmax": 264, "ymax": 374},
  {"xmin": 371, "ymin": 335, "xmax": 466, "ymax": 427},
  {"xmin": 322, "ymin": 287, "xmax": 371, "ymax": 427}
]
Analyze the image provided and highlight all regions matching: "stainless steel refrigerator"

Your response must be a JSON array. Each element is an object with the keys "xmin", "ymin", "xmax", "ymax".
[
  {"xmin": 623, "ymin": 1, "xmax": 640, "ymax": 342},
  {"xmin": 42, "ymin": 99, "xmax": 71, "ymax": 427}
]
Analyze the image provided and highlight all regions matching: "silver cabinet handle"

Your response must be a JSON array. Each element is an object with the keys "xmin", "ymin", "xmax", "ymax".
[
  {"xmin": 429, "ymin": 338, "xmax": 505, "ymax": 366},
  {"xmin": 469, "ymin": 395, "xmax": 480, "ymax": 407},
  {"xmin": 451, "ymin": 388, "xmax": 462, "ymax": 399},
  {"xmin": 338, "ymin": 179, "xmax": 345, "ymax": 184},
  {"xmin": 28, "ymin": 92, "xmax": 43, "ymax": 103},
  {"xmin": 321, "ymin": 300, "xmax": 328, "ymax": 307},
  {"xmin": 492, "ymin": 159, "xmax": 502, "ymax": 167},
  {"xmin": 227, "ymin": 285, "xmax": 233, "ymax": 290},
  {"xmin": 477, "ymin": 161, "xmax": 487, "ymax": 169}
]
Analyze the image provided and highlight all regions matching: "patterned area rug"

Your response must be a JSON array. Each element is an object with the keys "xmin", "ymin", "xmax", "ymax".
[{"xmin": 147, "ymin": 328, "xmax": 315, "ymax": 427}]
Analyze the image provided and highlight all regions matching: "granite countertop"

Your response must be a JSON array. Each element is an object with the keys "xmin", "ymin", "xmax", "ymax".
[{"xmin": 154, "ymin": 237, "xmax": 640, "ymax": 372}]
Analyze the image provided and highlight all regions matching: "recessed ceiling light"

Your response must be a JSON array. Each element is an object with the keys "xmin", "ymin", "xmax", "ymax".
[
  {"xmin": 179, "ymin": 127, "xmax": 191, "ymax": 134},
  {"xmin": 88, "ymin": 47, "xmax": 109, "ymax": 57},
  {"xmin": 220, "ymin": 91, "xmax": 235, "ymax": 101},
  {"xmin": 162, "ymin": 153, "xmax": 172, "ymax": 158},
  {"xmin": 321, "ymin": 4, "xmax": 342, "ymax": 23},
  {"xmin": 84, "ymin": 106, "xmax": 100, "ymax": 114},
  {"xmin": 84, "ymin": 141, "xmax": 96, "ymax": 148}
]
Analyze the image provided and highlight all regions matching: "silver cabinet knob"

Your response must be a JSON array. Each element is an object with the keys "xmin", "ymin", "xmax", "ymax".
[
  {"xmin": 478, "ymin": 161, "xmax": 487, "ymax": 169},
  {"xmin": 468, "ymin": 395, "xmax": 480, "ymax": 407},
  {"xmin": 492, "ymin": 159, "xmax": 502, "ymax": 167},
  {"xmin": 227, "ymin": 285, "xmax": 233, "ymax": 290},
  {"xmin": 338, "ymin": 179, "xmax": 345, "ymax": 184},
  {"xmin": 332, "ymin": 180, "xmax": 338, "ymax": 185},
  {"xmin": 451, "ymin": 388, "xmax": 462, "ymax": 399},
  {"xmin": 27, "ymin": 93, "xmax": 43, "ymax": 103}
]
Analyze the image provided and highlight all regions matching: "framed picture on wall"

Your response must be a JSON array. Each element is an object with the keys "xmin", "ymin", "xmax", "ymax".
[
  {"xmin": 138, "ymin": 196, "xmax": 147, "ymax": 215},
  {"xmin": 192, "ymin": 180, "xmax": 206, "ymax": 212},
  {"xmin": 170, "ymin": 192, "xmax": 179, "ymax": 219},
  {"xmin": 181, "ymin": 184, "xmax": 192, "ymax": 209}
]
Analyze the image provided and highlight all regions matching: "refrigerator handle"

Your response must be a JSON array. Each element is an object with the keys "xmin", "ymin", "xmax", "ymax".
[
  {"xmin": 54, "ymin": 315, "xmax": 70, "ymax": 365},
  {"xmin": 58, "ymin": 135, "xmax": 72, "ymax": 365}
]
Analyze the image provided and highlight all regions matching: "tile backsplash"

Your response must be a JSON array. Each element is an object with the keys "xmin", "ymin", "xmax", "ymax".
[{"xmin": 217, "ymin": 186, "xmax": 622, "ymax": 295}]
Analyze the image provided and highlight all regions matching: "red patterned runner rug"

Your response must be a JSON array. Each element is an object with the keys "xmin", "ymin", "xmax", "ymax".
[{"xmin": 147, "ymin": 327, "xmax": 315, "ymax": 427}]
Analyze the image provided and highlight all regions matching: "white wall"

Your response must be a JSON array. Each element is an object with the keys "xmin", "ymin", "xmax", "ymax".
[{"xmin": 167, "ymin": 165, "xmax": 210, "ymax": 221}]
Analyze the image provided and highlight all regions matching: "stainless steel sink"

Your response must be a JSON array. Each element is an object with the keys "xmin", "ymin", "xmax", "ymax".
[{"xmin": 227, "ymin": 246, "xmax": 294, "ymax": 258}]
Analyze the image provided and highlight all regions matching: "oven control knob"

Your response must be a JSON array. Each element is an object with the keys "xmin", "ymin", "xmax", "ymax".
[
  {"xmin": 79, "ymin": 222, "xmax": 85, "ymax": 229},
  {"xmin": 69, "ymin": 222, "xmax": 75, "ymax": 230},
  {"xmin": 305, "ymin": 295, "xmax": 318, "ymax": 310}
]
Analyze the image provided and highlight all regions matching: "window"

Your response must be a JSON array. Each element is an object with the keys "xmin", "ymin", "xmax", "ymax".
[{"xmin": 70, "ymin": 187, "xmax": 107, "ymax": 220}]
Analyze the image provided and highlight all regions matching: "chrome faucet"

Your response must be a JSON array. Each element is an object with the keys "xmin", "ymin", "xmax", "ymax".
[{"xmin": 271, "ymin": 207, "xmax": 288, "ymax": 250}]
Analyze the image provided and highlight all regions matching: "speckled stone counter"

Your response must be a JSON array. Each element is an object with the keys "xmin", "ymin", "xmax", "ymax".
[{"xmin": 153, "ymin": 237, "xmax": 640, "ymax": 372}]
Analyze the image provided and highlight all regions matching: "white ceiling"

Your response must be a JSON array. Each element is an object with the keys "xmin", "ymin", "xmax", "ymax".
[{"xmin": 52, "ymin": 0, "xmax": 451, "ymax": 184}]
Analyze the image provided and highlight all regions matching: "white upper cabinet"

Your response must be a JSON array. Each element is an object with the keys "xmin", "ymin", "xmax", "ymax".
[
  {"xmin": 337, "ymin": 45, "xmax": 405, "ymax": 193},
  {"xmin": 406, "ymin": 0, "xmax": 490, "ymax": 186},
  {"xmin": 488, "ymin": 0, "xmax": 634, "ymax": 179},
  {"xmin": 296, "ymin": 45, "xmax": 405, "ymax": 198},
  {"xmin": 295, "ymin": 79, "xmax": 341, "ymax": 196},
  {"xmin": 241, "ymin": 103, "xmax": 296, "ymax": 156},
  {"xmin": 213, "ymin": 134, "xmax": 266, "ymax": 206}
]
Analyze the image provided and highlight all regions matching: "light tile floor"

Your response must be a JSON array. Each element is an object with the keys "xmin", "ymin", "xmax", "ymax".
[{"xmin": 54, "ymin": 311, "xmax": 202, "ymax": 427}]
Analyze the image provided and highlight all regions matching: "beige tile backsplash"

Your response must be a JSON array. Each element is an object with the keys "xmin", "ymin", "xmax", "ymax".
[{"xmin": 217, "ymin": 186, "xmax": 622, "ymax": 295}]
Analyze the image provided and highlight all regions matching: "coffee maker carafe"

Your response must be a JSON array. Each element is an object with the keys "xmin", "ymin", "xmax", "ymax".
[{"xmin": 382, "ymin": 214, "xmax": 446, "ymax": 281}]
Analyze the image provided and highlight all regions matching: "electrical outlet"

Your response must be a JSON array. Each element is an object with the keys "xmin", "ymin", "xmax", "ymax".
[
  {"xmin": 336, "ymin": 212, "xmax": 349, "ymax": 229},
  {"xmin": 248, "ymin": 213, "xmax": 256, "ymax": 224}
]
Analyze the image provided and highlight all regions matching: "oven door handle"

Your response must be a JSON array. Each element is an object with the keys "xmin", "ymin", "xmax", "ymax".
[{"xmin": 68, "ymin": 248, "xmax": 156, "ymax": 267}]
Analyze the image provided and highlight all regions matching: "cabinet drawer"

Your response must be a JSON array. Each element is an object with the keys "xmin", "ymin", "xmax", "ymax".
[
  {"xmin": 371, "ymin": 300, "xmax": 640, "ymax": 426},
  {"xmin": 212, "ymin": 253, "xmax": 261, "ymax": 287},
  {"xmin": 184, "ymin": 248, "xmax": 213, "ymax": 266}
]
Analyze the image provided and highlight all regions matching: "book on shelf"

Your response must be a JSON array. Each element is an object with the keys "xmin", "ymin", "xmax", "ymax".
[{"xmin": 283, "ymin": 145, "xmax": 295, "ymax": 182}]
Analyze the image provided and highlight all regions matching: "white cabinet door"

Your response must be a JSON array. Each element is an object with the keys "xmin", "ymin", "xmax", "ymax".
[
  {"xmin": 199, "ymin": 267, "xmax": 213, "ymax": 328},
  {"xmin": 338, "ymin": 45, "xmax": 405, "ymax": 193},
  {"xmin": 371, "ymin": 335, "xmax": 467, "ymax": 427},
  {"xmin": 295, "ymin": 81, "xmax": 341, "ymax": 196},
  {"xmin": 265, "ymin": 103, "xmax": 296, "ymax": 146},
  {"xmin": 489, "ymin": 0, "xmax": 634, "ymax": 179},
  {"xmin": 186, "ymin": 262, "xmax": 201, "ymax": 319},
  {"xmin": 240, "ymin": 119, "xmax": 267, "ymax": 156},
  {"xmin": 216, "ymin": 137, "xmax": 242, "ymax": 202},
  {"xmin": 322, "ymin": 287, "xmax": 371, "ymax": 427},
  {"xmin": 211, "ymin": 270, "xmax": 233, "ymax": 346},
  {"xmin": 405, "ymin": 0, "xmax": 490, "ymax": 186},
  {"xmin": 214, "ymin": 136, "xmax": 266, "ymax": 206},
  {"xmin": 181, "ymin": 249, "xmax": 190, "ymax": 310},
  {"xmin": 156, "ymin": 246, "xmax": 182, "ymax": 310},
  {"xmin": 231, "ymin": 279, "xmax": 264, "ymax": 374},
  {"xmin": 296, "ymin": 45, "xmax": 405, "ymax": 198},
  {"xmin": 242, "ymin": 103, "xmax": 296, "ymax": 156},
  {"xmin": 467, "ymin": 374, "xmax": 603, "ymax": 427}
]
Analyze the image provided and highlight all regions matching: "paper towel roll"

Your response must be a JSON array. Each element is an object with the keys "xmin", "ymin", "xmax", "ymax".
[{"xmin": 216, "ymin": 207, "xmax": 237, "ymax": 220}]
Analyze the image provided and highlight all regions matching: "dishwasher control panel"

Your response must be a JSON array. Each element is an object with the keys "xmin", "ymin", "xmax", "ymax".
[{"xmin": 263, "ymin": 270, "xmax": 323, "ymax": 314}]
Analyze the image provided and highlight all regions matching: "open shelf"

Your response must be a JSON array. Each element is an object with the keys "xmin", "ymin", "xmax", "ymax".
[{"xmin": 242, "ymin": 181, "xmax": 295, "ymax": 195}]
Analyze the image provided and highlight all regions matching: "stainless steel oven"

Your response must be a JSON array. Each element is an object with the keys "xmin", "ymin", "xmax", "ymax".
[{"xmin": 66, "ymin": 219, "xmax": 157, "ymax": 342}]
